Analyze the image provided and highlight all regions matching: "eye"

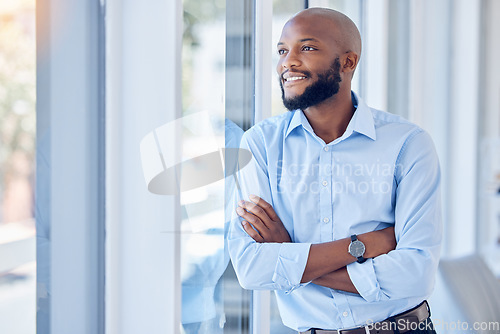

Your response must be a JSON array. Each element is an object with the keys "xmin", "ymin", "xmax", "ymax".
[
  {"xmin": 277, "ymin": 49, "xmax": 288, "ymax": 55},
  {"xmin": 302, "ymin": 46, "xmax": 316, "ymax": 51}
]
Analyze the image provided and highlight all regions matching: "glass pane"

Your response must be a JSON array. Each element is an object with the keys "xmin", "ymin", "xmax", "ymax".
[
  {"xmin": 181, "ymin": 0, "xmax": 251, "ymax": 333},
  {"xmin": 225, "ymin": 0, "xmax": 254, "ymax": 332},
  {"xmin": 0, "ymin": 0, "xmax": 36, "ymax": 333}
]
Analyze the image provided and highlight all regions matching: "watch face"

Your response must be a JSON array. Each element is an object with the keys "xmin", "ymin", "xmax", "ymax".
[{"xmin": 349, "ymin": 240, "xmax": 366, "ymax": 258}]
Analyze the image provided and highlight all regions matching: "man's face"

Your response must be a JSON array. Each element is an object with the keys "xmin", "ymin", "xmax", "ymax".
[
  {"xmin": 276, "ymin": 15, "xmax": 344, "ymax": 111},
  {"xmin": 280, "ymin": 57, "xmax": 341, "ymax": 111}
]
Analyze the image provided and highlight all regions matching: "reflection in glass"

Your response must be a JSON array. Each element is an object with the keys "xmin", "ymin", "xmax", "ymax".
[
  {"xmin": 181, "ymin": 0, "xmax": 227, "ymax": 323},
  {"xmin": 181, "ymin": 0, "xmax": 251, "ymax": 333},
  {"xmin": 224, "ymin": 0, "xmax": 255, "ymax": 332}
]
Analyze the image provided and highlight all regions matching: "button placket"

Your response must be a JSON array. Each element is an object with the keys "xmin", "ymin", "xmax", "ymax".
[
  {"xmin": 336, "ymin": 293, "xmax": 356, "ymax": 328},
  {"xmin": 319, "ymin": 146, "xmax": 333, "ymax": 242}
]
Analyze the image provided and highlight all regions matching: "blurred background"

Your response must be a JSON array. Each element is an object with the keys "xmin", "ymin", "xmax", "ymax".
[
  {"xmin": 0, "ymin": 0, "xmax": 499, "ymax": 333},
  {"xmin": 0, "ymin": 0, "xmax": 36, "ymax": 333}
]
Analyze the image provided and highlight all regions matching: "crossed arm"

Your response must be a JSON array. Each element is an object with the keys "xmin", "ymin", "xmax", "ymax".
[
  {"xmin": 230, "ymin": 129, "xmax": 441, "ymax": 300},
  {"xmin": 236, "ymin": 196, "xmax": 396, "ymax": 294}
]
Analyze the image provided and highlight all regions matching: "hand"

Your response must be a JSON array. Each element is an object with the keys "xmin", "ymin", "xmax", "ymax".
[
  {"xmin": 236, "ymin": 195, "xmax": 291, "ymax": 243},
  {"xmin": 360, "ymin": 226, "xmax": 396, "ymax": 258}
]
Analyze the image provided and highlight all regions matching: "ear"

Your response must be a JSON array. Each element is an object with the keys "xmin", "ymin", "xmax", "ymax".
[{"xmin": 342, "ymin": 52, "xmax": 359, "ymax": 75}]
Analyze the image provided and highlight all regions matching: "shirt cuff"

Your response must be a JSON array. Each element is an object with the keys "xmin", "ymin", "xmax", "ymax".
[
  {"xmin": 346, "ymin": 258, "xmax": 380, "ymax": 302},
  {"xmin": 272, "ymin": 242, "xmax": 311, "ymax": 293}
]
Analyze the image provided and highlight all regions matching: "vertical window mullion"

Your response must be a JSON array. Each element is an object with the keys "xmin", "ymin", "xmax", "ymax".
[
  {"xmin": 105, "ymin": 0, "xmax": 183, "ymax": 333},
  {"xmin": 36, "ymin": 0, "xmax": 106, "ymax": 332}
]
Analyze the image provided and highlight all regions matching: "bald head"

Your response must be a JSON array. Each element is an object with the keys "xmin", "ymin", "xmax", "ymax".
[{"xmin": 288, "ymin": 8, "xmax": 362, "ymax": 58}]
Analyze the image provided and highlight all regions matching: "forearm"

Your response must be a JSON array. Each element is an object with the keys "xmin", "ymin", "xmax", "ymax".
[
  {"xmin": 301, "ymin": 228, "xmax": 394, "ymax": 283},
  {"xmin": 235, "ymin": 195, "xmax": 396, "ymax": 287},
  {"xmin": 301, "ymin": 238, "xmax": 352, "ymax": 283},
  {"xmin": 312, "ymin": 267, "xmax": 358, "ymax": 294}
]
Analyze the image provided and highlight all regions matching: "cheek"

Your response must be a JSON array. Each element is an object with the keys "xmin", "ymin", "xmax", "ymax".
[{"xmin": 276, "ymin": 63, "xmax": 282, "ymax": 76}]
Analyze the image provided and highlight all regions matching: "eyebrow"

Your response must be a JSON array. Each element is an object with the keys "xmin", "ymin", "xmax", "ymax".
[
  {"xmin": 277, "ymin": 38, "xmax": 320, "ymax": 46},
  {"xmin": 299, "ymin": 38, "xmax": 320, "ymax": 43}
]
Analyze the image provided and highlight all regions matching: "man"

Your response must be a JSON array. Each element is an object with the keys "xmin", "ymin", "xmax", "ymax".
[{"xmin": 228, "ymin": 7, "xmax": 442, "ymax": 334}]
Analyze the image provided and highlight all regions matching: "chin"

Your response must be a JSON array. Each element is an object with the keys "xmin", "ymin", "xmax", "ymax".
[{"xmin": 284, "ymin": 91, "xmax": 302, "ymax": 100}]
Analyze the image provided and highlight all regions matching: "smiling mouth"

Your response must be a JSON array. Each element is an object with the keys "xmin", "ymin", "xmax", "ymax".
[
  {"xmin": 284, "ymin": 76, "xmax": 306, "ymax": 82},
  {"xmin": 282, "ymin": 75, "xmax": 308, "ymax": 87}
]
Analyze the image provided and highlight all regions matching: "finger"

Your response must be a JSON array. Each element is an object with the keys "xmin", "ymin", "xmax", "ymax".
[
  {"xmin": 242, "ymin": 221, "xmax": 264, "ymax": 242},
  {"xmin": 239, "ymin": 200, "xmax": 272, "ymax": 227},
  {"xmin": 249, "ymin": 195, "xmax": 280, "ymax": 221},
  {"xmin": 236, "ymin": 207, "xmax": 268, "ymax": 235}
]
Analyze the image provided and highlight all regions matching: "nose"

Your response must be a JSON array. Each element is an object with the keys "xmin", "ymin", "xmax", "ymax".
[{"xmin": 279, "ymin": 50, "xmax": 301, "ymax": 70}]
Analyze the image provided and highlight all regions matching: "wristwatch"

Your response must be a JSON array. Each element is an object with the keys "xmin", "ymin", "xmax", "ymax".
[{"xmin": 348, "ymin": 234, "xmax": 366, "ymax": 263}]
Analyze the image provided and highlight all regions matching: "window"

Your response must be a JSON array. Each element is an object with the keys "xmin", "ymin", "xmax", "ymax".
[
  {"xmin": 0, "ymin": 1, "xmax": 36, "ymax": 333},
  {"xmin": 181, "ymin": 1, "xmax": 251, "ymax": 332}
]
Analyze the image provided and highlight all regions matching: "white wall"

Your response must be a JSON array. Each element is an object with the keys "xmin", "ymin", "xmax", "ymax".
[{"xmin": 408, "ymin": 0, "xmax": 481, "ymax": 258}]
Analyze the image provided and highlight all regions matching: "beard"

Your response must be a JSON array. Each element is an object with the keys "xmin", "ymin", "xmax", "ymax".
[{"xmin": 280, "ymin": 57, "xmax": 342, "ymax": 111}]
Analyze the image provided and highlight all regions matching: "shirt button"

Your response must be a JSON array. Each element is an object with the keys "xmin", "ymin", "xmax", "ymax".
[
  {"xmin": 322, "ymin": 180, "xmax": 328, "ymax": 186},
  {"xmin": 323, "ymin": 217, "xmax": 329, "ymax": 223},
  {"xmin": 324, "ymin": 146, "xmax": 329, "ymax": 152},
  {"xmin": 343, "ymin": 311, "xmax": 348, "ymax": 317}
]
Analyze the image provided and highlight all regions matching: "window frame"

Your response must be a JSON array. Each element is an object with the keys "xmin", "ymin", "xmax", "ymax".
[
  {"xmin": 36, "ymin": 0, "xmax": 106, "ymax": 333},
  {"xmin": 104, "ymin": 0, "xmax": 183, "ymax": 333}
]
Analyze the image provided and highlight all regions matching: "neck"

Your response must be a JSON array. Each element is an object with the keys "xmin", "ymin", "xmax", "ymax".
[{"xmin": 302, "ymin": 86, "xmax": 355, "ymax": 144}]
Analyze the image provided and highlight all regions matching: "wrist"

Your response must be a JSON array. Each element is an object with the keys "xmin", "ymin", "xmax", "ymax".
[
  {"xmin": 357, "ymin": 232, "xmax": 376, "ymax": 258},
  {"xmin": 347, "ymin": 234, "xmax": 366, "ymax": 263},
  {"xmin": 357, "ymin": 227, "xmax": 396, "ymax": 258}
]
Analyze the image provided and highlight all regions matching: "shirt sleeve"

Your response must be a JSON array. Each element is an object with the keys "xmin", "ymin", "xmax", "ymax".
[
  {"xmin": 347, "ymin": 130, "xmax": 442, "ymax": 302},
  {"xmin": 227, "ymin": 128, "xmax": 311, "ymax": 292}
]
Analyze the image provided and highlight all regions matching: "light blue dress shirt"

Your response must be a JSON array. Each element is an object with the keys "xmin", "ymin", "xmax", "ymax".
[{"xmin": 227, "ymin": 92, "xmax": 442, "ymax": 332}]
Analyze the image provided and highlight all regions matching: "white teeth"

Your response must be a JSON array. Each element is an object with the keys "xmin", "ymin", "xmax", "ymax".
[{"xmin": 285, "ymin": 76, "xmax": 306, "ymax": 82}]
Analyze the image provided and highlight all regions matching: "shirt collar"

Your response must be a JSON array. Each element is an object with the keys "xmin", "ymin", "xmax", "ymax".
[
  {"xmin": 347, "ymin": 92, "xmax": 376, "ymax": 140},
  {"xmin": 285, "ymin": 108, "xmax": 311, "ymax": 138},
  {"xmin": 285, "ymin": 91, "xmax": 376, "ymax": 141}
]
